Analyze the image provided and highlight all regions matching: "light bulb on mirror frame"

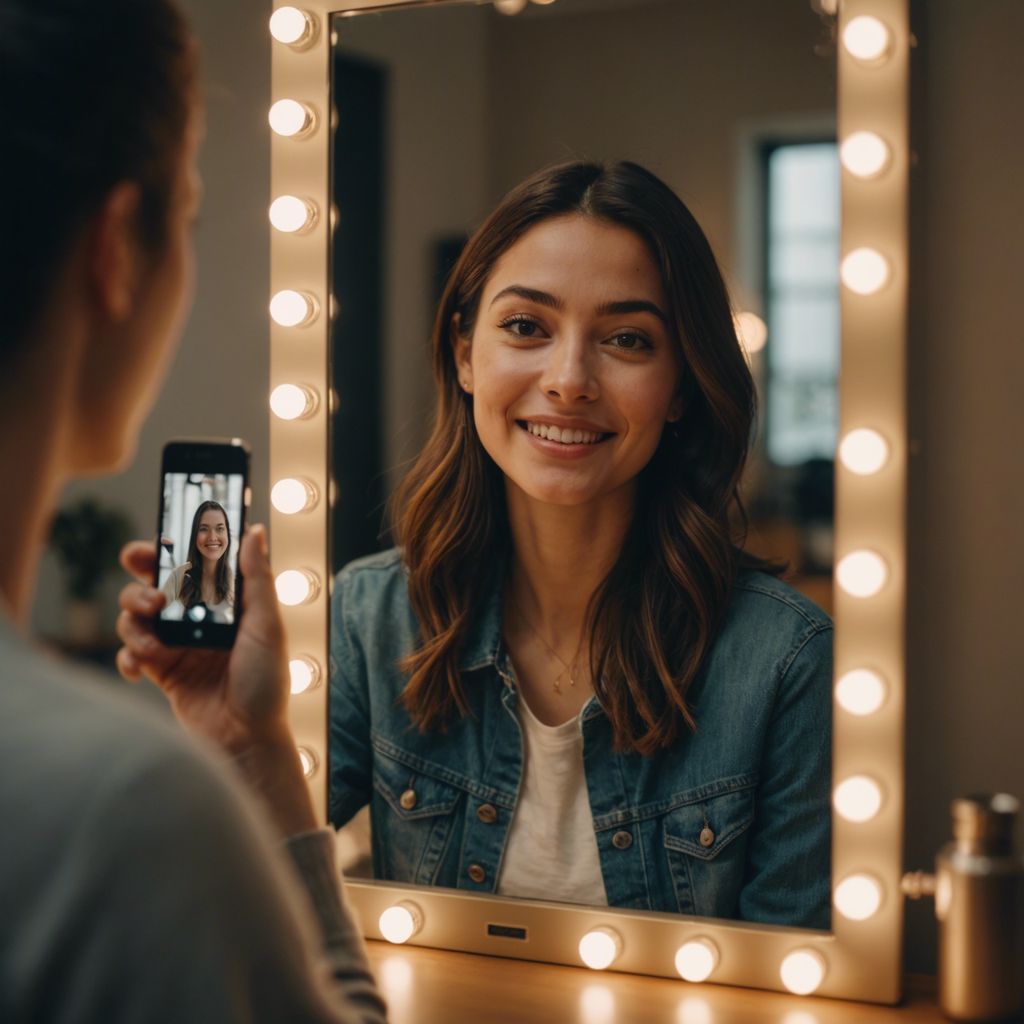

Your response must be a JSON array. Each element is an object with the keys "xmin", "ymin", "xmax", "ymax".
[
  {"xmin": 289, "ymin": 656, "xmax": 321, "ymax": 695},
  {"xmin": 733, "ymin": 311, "xmax": 767, "ymax": 355},
  {"xmin": 674, "ymin": 937, "xmax": 719, "ymax": 983},
  {"xmin": 275, "ymin": 568, "xmax": 321, "ymax": 607},
  {"xmin": 839, "ymin": 428, "xmax": 889, "ymax": 475},
  {"xmin": 297, "ymin": 745, "xmax": 319, "ymax": 778},
  {"xmin": 268, "ymin": 98, "xmax": 316, "ymax": 138},
  {"xmin": 842, "ymin": 15, "xmax": 891, "ymax": 63},
  {"xmin": 834, "ymin": 873, "xmax": 883, "ymax": 921},
  {"xmin": 269, "ymin": 383, "xmax": 318, "ymax": 421},
  {"xmin": 578, "ymin": 928, "xmax": 621, "ymax": 970},
  {"xmin": 378, "ymin": 902, "xmax": 422, "ymax": 944},
  {"xmin": 779, "ymin": 948, "xmax": 826, "ymax": 996},
  {"xmin": 269, "ymin": 194, "xmax": 318, "ymax": 234},
  {"xmin": 836, "ymin": 549, "xmax": 888, "ymax": 598},
  {"xmin": 269, "ymin": 6, "xmax": 317, "ymax": 47},
  {"xmin": 270, "ymin": 289, "xmax": 319, "ymax": 327},
  {"xmin": 834, "ymin": 775, "xmax": 883, "ymax": 823},
  {"xmin": 835, "ymin": 668, "xmax": 887, "ymax": 716},
  {"xmin": 271, "ymin": 477, "xmax": 318, "ymax": 515},
  {"xmin": 841, "ymin": 247, "xmax": 890, "ymax": 295},
  {"xmin": 840, "ymin": 131, "xmax": 890, "ymax": 179}
]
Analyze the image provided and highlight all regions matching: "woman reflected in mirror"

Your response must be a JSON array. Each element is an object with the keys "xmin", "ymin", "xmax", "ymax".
[{"xmin": 331, "ymin": 160, "xmax": 833, "ymax": 929}]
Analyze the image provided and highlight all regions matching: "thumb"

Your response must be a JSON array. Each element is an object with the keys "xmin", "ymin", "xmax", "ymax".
[{"xmin": 238, "ymin": 525, "xmax": 284, "ymax": 640}]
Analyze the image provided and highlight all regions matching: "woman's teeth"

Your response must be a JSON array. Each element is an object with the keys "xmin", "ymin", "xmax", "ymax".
[{"xmin": 525, "ymin": 422, "xmax": 603, "ymax": 445}]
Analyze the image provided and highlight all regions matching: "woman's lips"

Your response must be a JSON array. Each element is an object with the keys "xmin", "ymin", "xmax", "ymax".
[{"xmin": 516, "ymin": 420, "xmax": 613, "ymax": 459}]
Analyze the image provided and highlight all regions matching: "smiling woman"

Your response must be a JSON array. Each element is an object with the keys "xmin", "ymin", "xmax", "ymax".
[{"xmin": 329, "ymin": 160, "xmax": 833, "ymax": 929}]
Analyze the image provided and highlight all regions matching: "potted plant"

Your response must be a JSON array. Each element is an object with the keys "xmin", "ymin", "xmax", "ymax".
[{"xmin": 49, "ymin": 498, "xmax": 133, "ymax": 644}]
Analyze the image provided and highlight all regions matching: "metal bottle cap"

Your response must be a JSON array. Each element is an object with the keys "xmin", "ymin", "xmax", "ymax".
[{"xmin": 951, "ymin": 793, "xmax": 1019, "ymax": 854}]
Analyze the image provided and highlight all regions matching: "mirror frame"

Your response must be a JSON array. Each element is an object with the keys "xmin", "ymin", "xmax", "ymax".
[{"xmin": 269, "ymin": 0, "xmax": 909, "ymax": 1002}]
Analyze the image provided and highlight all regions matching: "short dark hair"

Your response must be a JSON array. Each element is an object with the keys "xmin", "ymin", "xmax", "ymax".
[{"xmin": 0, "ymin": 0, "xmax": 197, "ymax": 350}]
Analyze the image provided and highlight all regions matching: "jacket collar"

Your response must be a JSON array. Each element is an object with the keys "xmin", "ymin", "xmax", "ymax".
[{"xmin": 458, "ymin": 563, "xmax": 505, "ymax": 672}]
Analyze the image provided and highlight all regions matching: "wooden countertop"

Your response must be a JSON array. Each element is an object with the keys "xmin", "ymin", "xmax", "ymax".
[{"xmin": 366, "ymin": 941, "xmax": 943, "ymax": 1023}]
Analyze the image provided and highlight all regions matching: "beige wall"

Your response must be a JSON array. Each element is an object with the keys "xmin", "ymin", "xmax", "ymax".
[{"xmin": 903, "ymin": 0, "xmax": 1024, "ymax": 973}]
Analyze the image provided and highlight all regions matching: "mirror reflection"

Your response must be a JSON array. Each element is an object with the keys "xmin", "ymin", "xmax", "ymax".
[{"xmin": 328, "ymin": 0, "xmax": 837, "ymax": 930}]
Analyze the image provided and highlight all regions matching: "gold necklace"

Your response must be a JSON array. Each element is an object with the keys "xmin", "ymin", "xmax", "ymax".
[{"xmin": 511, "ymin": 598, "xmax": 583, "ymax": 694}]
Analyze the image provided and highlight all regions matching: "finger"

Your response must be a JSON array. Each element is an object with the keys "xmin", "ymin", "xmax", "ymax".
[
  {"xmin": 115, "ymin": 609, "xmax": 176, "ymax": 670},
  {"xmin": 119, "ymin": 581, "xmax": 166, "ymax": 616},
  {"xmin": 116, "ymin": 646, "xmax": 143, "ymax": 683},
  {"xmin": 237, "ymin": 525, "xmax": 285, "ymax": 643},
  {"xmin": 120, "ymin": 539, "xmax": 159, "ymax": 583}
]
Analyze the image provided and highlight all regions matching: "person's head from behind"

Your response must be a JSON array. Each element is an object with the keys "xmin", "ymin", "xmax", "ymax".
[
  {"xmin": 0, "ymin": 0, "xmax": 200, "ymax": 473},
  {"xmin": 182, "ymin": 500, "xmax": 232, "ymax": 606},
  {"xmin": 394, "ymin": 160, "xmax": 758, "ymax": 752}
]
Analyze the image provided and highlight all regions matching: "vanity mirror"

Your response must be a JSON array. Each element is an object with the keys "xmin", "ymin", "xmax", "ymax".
[{"xmin": 269, "ymin": 0, "xmax": 908, "ymax": 1002}]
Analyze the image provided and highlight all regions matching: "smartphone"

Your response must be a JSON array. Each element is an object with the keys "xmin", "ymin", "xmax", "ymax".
[{"xmin": 154, "ymin": 438, "xmax": 251, "ymax": 648}]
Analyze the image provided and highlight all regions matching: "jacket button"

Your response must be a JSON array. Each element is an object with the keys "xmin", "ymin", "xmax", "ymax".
[
  {"xmin": 612, "ymin": 830, "xmax": 633, "ymax": 850},
  {"xmin": 699, "ymin": 826, "xmax": 715, "ymax": 847},
  {"xmin": 467, "ymin": 863, "xmax": 487, "ymax": 883},
  {"xmin": 477, "ymin": 803, "xmax": 498, "ymax": 824},
  {"xmin": 399, "ymin": 788, "xmax": 417, "ymax": 811}
]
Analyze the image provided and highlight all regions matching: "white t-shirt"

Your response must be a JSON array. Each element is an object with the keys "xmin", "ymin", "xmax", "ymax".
[
  {"xmin": 160, "ymin": 562, "xmax": 234, "ymax": 623},
  {"xmin": 496, "ymin": 694, "xmax": 608, "ymax": 905}
]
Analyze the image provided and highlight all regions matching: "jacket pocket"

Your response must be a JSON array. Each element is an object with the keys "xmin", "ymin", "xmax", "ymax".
[
  {"xmin": 661, "ymin": 778, "xmax": 756, "ymax": 917},
  {"xmin": 371, "ymin": 747, "xmax": 465, "ymax": 886}
]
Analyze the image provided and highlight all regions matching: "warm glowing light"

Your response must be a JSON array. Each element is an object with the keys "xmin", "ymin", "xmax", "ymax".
[
  {"xmin": 494, "ymin": 0, "xmax": 528, "ymax": 12},
  {"xmin": 842, "ymin": 16, "xmax": 891, "ymax": 62},
  {"xmin": 270, "ymin": 289, "xmax": 317, "ymax": 327},
  {"xmin": 674, "ymin": 938, "xmax": 718, "ymax": 983},
  {"xmin": 780, "ymin": 949, "xmax": 826, "ymax": 995},
  {"xmin": 269, "ymin": 195, "xmax": 317, "ymax": 233},
  {"xmin": 839, "ymin": 428, "xmax": 889, "ymax": 475},
  {"xmin": 578, "ymin": 928, "xmax": 621, "ymax": 970},
  {"xmin": 275, "ymin": 568, "xmax": 319, "ymax": 606},
  {"xmin": 834, "ymin": 775, "xmax": 883, "ymax": 823},
  {"xmin": 676, "ymin": 997, "xmax": 713, "ymax": 1024},
  {"xmin": 269, "ymin": 383, "xmax": 316, "ymax": 421},
  {"xmin": 835, "ymin": 669, "xmax": 887, "ymax": 716},
  {"xmin": 269, "ymin": 7, "xmax": 314, "ymax": 45},
  {"xmin": 379, "ymin": 903, "xmax": 422, "ymax": 944},
  {"xmin": 841, "ymin": 248, "xmax": 890, "ymax": 295},
  {"xmin": 840, "ymin": 131, "xmax": 890, "ymax": 178},
  {"xmin": 297, "ymin": 746, "xmax": 318, "ymax": 778},
  {"xmin": 733, "ymin": 311, "xmax": 768, "ymax": 355},
  {"xmin": 836, "ymin": 549, "xmax": 888, "ymax": 598},
  {"xmin": 268, "ymin": 99, "xmax": 314, "ymax": 138},
  {"xmin": 579, "ymin": 986, "xmax": 615, "ymax": 1024},
  {"xmin": 289, "ymin": 656, "xmax": 321, "ymax": 695},
  {"xmin": 271, "ymin": 477, "xmax": 317, "ymax": 514},
  {"xmin": 834, "ymin": 874, "xmax": 883, "ymax": 921},
  {"xmin": 378, "ymin": 956, "xmax": 413, "ymax": 998}
]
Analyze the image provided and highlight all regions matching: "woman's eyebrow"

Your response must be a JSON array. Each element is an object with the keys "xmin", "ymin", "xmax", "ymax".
[
  {"xmin": 596, "ymin": 299, "xmax": 669, "ymax": 326},
  {"xmin": 489, "ymin": 285, "xmax": 563, "ymax": 310}
]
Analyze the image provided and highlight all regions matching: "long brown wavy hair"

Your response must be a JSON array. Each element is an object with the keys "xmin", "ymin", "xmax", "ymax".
[
  {"xmin": 179, "ymin": 500, "xmax": 234, "ymax": 609},
  {"xmin": 391, "ymin": 160, "xmax": 775, "ymax": 755}
]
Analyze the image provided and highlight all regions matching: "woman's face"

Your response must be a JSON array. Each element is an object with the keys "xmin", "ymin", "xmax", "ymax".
[
  {"xmin": 196, "ymin": 509, "xmax": 228, "ymax": 565},
  {"xmin": 454, "ymin": 214, "xmax": 682, "ymax": 510}
]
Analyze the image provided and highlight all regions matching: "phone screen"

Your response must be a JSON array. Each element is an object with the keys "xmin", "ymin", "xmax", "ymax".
[{"xmin": 156, "ymin": 440, "xmax": 249, "ymax": 647}]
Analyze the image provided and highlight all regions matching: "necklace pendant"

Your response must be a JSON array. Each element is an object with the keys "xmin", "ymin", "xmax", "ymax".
[{"xmin": 553, "ymin": 677, "xmax": 562, "ymax": 694}]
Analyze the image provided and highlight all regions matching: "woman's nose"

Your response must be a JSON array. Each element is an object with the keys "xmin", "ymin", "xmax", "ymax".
[{"xmin": 538, "ymin": 335, "xmax": 597, "ymax": 403}]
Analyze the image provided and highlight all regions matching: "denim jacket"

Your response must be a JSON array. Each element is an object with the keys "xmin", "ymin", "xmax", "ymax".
[{"xmin": 329, "ymin": 548, "xmax": 832, "ymax": 929}]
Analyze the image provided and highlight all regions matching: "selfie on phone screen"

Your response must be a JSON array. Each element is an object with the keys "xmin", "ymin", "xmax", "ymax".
[{"xmin": 158, "ymin": 473, "xmax": 244, "ymax": 626}]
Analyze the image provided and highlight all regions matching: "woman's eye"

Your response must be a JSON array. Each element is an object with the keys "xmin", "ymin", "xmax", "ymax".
[
  {"xmin": 607, "ymin": 331, "xmax": 652, "ymax": 351},
  {"xmin": 499, "ymin": 315, "xmax": 544, "ymax": 339}
]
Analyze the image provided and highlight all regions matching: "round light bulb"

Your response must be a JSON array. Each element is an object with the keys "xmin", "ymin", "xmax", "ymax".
[
  {"xmin": 289, "ymin": 656, "xmax": 321, "ymax": 695},
  {"xmin": 269, "ymin": 383, "xmax": 316, "ymax": 421},
  {"xmin": 840, "ymin": 131, "xmax": 890, "ymax": 178},
  {"xmin": 839, "ymin": 428, "xmax": 889, "ymax": 475},
  {"xmin": 841, "ymin": 248, "xmax": 890, "ymax": 295},
  {"xmin": 578, "ymin": 928, "xmax": 621, "ymax": 970},
  {"xmin": 834, "ymin": 874, "xmax": 883, "ymax": 921},
  {"xmin": 779, "ymin": 949, "xmax": 826, "ymax": 995},
  {"xmin": 297, "ymin": 746, "xmax": 318, "ymax": 778},
  {"xmin": 271, "ymin": 477, "xmax": 317, "ymax": 515},
  {"xmin": 269, "ymin": 7, "xmax": 314, "ymax": 45},
  {"xmin": 733, "ymin": 311, "xmax": 768, "ymax": 355},
  {"xmin": 268, "ymin": 99, "xmax": 315, "ymax": 138},
  {"xmin": 836, "ymin": 549, "xmax": 888, "ymax": 598},
  {"xmin": 270, "ymin": 289, "xmax": 318, "ymax": 327},
  {"xmin": 842, "ymin": 16, "xmax": 891, "ymax": 62},
  {"xmin": 834, "ymin": 775, "xmax": 883, "ymax": 823},
  {"xmin": 674, "ymin": 938, "xmax": 719, "ymax": 983},
  {"xmin": 835, "ymin": 669, "xmax": 887, "ymax": 716},
  {"xmin": 494, "ymin": 0, "xmax": 528, "ymax": 12},
  {"xmin": 275, "ymin": 568, "xmax": 320, "ymax": 606},
  {"xmin": 269, "ymin": 195, "xmax": 317, "ymax": 233},
  {"xmin": 378, "ymin": 902, "xmax": 422, "ymax": 944}
]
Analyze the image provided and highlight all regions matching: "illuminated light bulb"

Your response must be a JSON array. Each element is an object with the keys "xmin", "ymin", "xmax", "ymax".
[
  {"xmin": 835, "ymin": 669, "xmax": 887, "ymax": 716},
  {"xmin": 269, "ymin": 194, "xmax": 317, "ymax": 233},
  {"xmin": 378, "ymin": 902, "xmax": 422, "ymax": 944},
  {"xmin": 840, "ymin": 131, "xmax": 890, "ymax": 178},
  {"xmin": 839, "ymin": 428, "xmax": 889, "ymax": 475},
  {"xmin": 834, "ymin": 775, "xmax": 883, "ymax": 823},
  {"xmin": 275, "ymin": 568, "xmax": 320, "ymax": 606},
  {"xmin": 579, "ymin": 986, "xmax": 615, "ymax": 1024},
  {"xmin": 297, "ymin": 745, "xmax": 318, "ymax": 778},
  {"xmin": 733, "ymin": 311, "xmax": 767, "ymax": 355},
  {"xmin": 841, "ymin": 247, "xmax": 890, "ymax": 295},
  {"xmin": 269, "ymin": 383, "xmax": 317, "ymax": 421},
  {"xmin": 674, "ymin": 938, "xmax": 719, "ymax": 983},
  {"xmin": 270, "ymin": 289, "xmax": 318, "ymax": 327},
  {"xmin": 836, "ymin": 549, "xmax": 888, "ymax": 598},
  {"xmin": 578, "ymin": 928, "xmax": 621, "ymax": 970},
  {"xmin": 289, "ymin": 656, "xmax": 321, "ymax": 695},
  {"xmin": 271, "ymin": 477, "xmax": 318, "ymax": 515},
  {"xmin": 269, "ymin": 7, "xmax": 315, "ymax": 46},
  {"xmin": 268, "ymin": 98, "xmax": 315, "ymax": 138},
  {"xmin": 780, "ymin": 949, "xmax": 826, "ymax": 996},
  {"xmin": 842, "ymin": 16, "xmax": 891, "ymax": 63},
  {"xmin": 494, "ymin": 0, "xmax": 528, "ymax": 12},
  {"xmin": 834, "ymin": 874, "xmax": 883, "ymax": 921}
]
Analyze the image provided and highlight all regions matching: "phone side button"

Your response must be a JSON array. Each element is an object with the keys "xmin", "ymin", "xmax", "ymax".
[{"xmin": 244, "ymin": 487, "xmax": 252, "ymax": 507}]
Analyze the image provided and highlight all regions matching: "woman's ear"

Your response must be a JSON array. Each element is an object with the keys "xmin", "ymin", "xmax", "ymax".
[
  {"xmin": 667, "ymin": 393, "xmax": 683, "ymax": 423},
  {"xmin": 87, "ymin": 181, "xmax": 144, "ymax": 322},
  {"xmin": 451, "ymin": 313, "xmax": 473, "ymax": 393}
]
